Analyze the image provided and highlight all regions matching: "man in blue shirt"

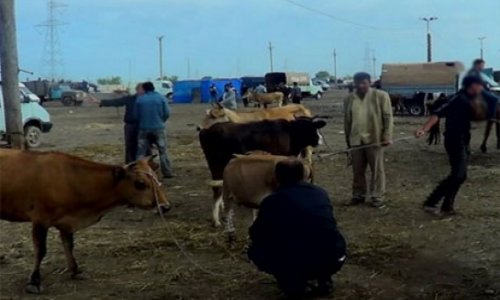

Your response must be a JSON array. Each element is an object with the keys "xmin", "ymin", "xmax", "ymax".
[{"xmin": 134, "ymin": 81, "xmax": 173, "ymax": 178}]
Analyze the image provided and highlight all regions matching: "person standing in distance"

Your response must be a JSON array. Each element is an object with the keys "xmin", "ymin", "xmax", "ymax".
[
  {"xmin": 135, "ymin": 81, "xmax": 173, "ymax": 178},
  {"xmin": 343, "ymin": 72, "xmax": 394, "ymax": 208},
  {"xmin": 100, "ymin": 83, "xmax": 145, "ymax": 163}
]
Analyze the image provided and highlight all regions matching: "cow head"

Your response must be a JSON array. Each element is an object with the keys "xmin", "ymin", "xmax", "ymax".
[
  {"xmin": 113, "ymin": 156, "xmax": 171, "ymax": 213},
  {"xmin": 291, "ymin": 117, "xmax": 327, "ymax": 147},
  {"xmin": 197, "ymin": 103, "xmax": 230, "ymax": 131}
]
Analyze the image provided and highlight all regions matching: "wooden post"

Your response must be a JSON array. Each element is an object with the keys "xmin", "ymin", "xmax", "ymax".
[{"xmin": 0, "ymin": 0, "xmax": 25, "ymax": 149}]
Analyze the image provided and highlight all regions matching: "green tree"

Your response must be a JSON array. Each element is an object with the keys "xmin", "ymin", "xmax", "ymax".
[
  {"xmin": 158, "ymin": 75, "xmax": 179, "ymax": 82},
  {"xmin": 97, "ymin": 76, "xmax": 122, "ymax": 85},
  {"xmin": 315, "ymin": 71, "xmax": 330, "ymax": 81}
]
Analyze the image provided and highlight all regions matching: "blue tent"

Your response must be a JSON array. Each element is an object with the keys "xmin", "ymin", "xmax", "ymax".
[
  {"xmin": 172, "ymin": 80, "xmax": 202, "ymax": 103},
  {"xmin": 200, "ymin": 78, "xmax": 242, "ymax": 103}
]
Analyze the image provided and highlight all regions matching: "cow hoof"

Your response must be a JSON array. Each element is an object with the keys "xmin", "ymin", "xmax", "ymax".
[
  {"xmin": 480, "ymin": 145, "xmax": 487, "ymax": 153},
  {"xmin": 213, "ymin": 222, "xmax": 222, "ymax": 228},
  {"xmin": 71, "ymin": 270, "xmax": 89, "ymax": 280},
  {"xmin": 25, "ymin": 283, "xmax": 42, "ymax": 294}
]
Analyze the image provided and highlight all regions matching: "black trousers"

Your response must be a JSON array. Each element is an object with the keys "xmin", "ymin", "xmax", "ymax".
[
  {"xmin": 425, "ymin": 138, "xmax": 468, "ymax": 211},
  {"xmin": 124, "ymin": 123, "xmax": 139, "ymax": 164}
]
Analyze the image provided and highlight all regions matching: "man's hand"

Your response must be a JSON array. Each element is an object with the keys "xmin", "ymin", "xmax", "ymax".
[
  {"xmin": 415, "ymin": 128, "xmax": 426, "ymax": 138},
  {"xmin": 381, "ymin": 139, "xmax": 393, "ymax": 147}
]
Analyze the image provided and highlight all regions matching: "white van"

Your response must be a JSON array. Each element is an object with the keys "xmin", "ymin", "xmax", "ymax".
[{"xmin": 0, "ymin": 83, "xmax": 52, "ymax": 148}]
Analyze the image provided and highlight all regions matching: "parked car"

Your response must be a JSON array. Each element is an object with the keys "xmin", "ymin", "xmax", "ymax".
[
  {"xmin": 24, "ymin": 80, "xmax": 86, "ymax": 106},
  {"xmin": 0, "ymin": 82, "xmax": 52, "ymax": 148},
  {"xmin": 265, "ymin": 72, "xmax": 323, "ymax": 100}
]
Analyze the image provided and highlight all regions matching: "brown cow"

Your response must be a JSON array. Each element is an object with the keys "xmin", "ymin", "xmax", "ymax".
[
  {"xmin": 243, "ymin": 90, "xmax": 284, "ymax": 108},
  {"xmin": 197, "ymin": 102, "xmax": 312, "ymax": 130},
  {"xmin": 211, "ymin": 153, "xmax": 313, "ymax": 232},
  {"xmin": 0, "ymin": 149, "xmax": 170, "ymax": 294}
]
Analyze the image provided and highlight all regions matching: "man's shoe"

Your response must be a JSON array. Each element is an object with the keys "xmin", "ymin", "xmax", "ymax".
[
  {"xmin": 311, "ymin": 278, "xmax": 334, "ymax": 297},
  {"xmin": 423, "ymin": 205, "xmax": 441, "ymax": 217},
  {"xmin": 370, "ymin": 198, "xmax": 386, "ymax": 209},
  {"xmin": 439, "ymin": 210, "xmax": 457, "ymax": 218},
  {"xmin": 163, "ymin": 174, "xmax": 175, "ymax": 179},
  {"xmin": 347, "ymin": 197, "xmax": 365, "ymax": 206}
]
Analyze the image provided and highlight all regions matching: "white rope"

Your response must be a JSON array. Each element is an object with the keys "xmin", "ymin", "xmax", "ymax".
[
  {"xmin": 140, "ymin": 171, "xmax": 230, "ymax": 277},
  {"xmin": 318, "ymin": 135, "xmax": 415, "ymax": 158}
]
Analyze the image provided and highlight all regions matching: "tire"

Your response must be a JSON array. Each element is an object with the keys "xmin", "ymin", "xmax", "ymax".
[
  {"xmin": 315, "ymin": 92, "xmax": 323, "ymax": 100},
  {"xmin": 166, "ymin": 93, "xmax": 173, "ymax": 100},
  {"xmin": 24, "ymin": 126, "xmax": 42, "ymax": 148},
  {"xmin": 62, "ymin": 96, "xmax": 75, "ymax": 106},
  {"xmin": 408, "ymin": 103, "xmax": 424, "ymax": 116}
]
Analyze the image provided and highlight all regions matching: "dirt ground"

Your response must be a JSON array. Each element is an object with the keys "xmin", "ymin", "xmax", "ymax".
[{"xmin": 1, "ymin": 90, "xmax": 499, "ymax": 300}]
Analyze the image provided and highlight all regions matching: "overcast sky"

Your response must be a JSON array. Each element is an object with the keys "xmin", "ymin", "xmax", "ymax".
[{"xmin": 16, "ymin": 0, "xmax": 500, "ymax": 82}]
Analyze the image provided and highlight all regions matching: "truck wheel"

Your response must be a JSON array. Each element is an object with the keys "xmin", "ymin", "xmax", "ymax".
[
  {"xmin": 315, "ymin": 92, "xmax": 323, "ymax": 100},
  {"xmin": 408, "ymin": 104, "xmax": 424, "ymax": 116},
  {"xmin": 62, "ymin": 96, "xmax": 75, "ymax": 106},
  {"xmin": 24, "ymin": 126, "xmax": 42, "ymax": 148}
]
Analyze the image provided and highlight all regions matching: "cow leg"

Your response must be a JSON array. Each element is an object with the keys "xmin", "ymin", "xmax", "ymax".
[
  {"xmin": 480, "ymin": 120, "xmax": 493, "ymax": 153},
  {"xmin": 212, "ymin": 195, "xmax": 223, "ymax": 228},
  {"xmin": 252, "ymin": 209, "xmax": 258, "ymax": 222},
  {"xmin": 223, "ymin": 201, "xmax": 236, "ymax": 242},
  {"xmin": 496, "ymin": 118, "xmax": 500, "ymax": 149},
  {"xmin": 25, "ymin": 223, "xmax": 48, "ymax": 294},
  {"xmin": 58, "ymin": 229, "xmax": 85, "ymax": 279}
]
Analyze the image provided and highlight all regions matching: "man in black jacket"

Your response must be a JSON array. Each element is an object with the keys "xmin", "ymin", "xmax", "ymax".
[
  {"xmin": 415, "ymin": 75, "xmax": 484, "ymax": 216},
  {"xmin": 248, "ymin": 159, "xmax": 346, "ymax": 299},
  {"xmin": 100, "ymin": 83, "xmax": 145, "ymax": 163}
]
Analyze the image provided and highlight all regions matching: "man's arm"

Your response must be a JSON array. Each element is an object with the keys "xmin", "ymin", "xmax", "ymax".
[
  {"xmin": 99, "ymin": 95, "xmax": 130, "ymax": 107},
  {"xmin": 381, "ymin": 92, "xmax": 394, "ymax": 145},
  {"xmin": 161, "ymin": 97, "xmax": 170, "ymax": 122},
  {"xmin": 249, "ymin": 195, "xmax": 279, "ymax": 243},
  {"xmin": 343, "ymin": 96, "xmax": 352, "ymax": 148},
  {"xmin": 415, "ymin": 115, "xmax": 439, "ymax": 138}
]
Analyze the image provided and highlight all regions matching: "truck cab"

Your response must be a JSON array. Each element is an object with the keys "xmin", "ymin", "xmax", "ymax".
[
  {"xmin": 265, "ymin": 72, "xmax": 323, "ymax": 100},
  {"xmin": 0, "ymin": 83, "xmax": 52, "ymax": 148}
]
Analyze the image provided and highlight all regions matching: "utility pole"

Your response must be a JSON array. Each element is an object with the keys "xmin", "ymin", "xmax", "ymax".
[
  {"xmin": 371, "ymin": 49, "xmax": 377, "ymax": 79},
  {"xmin": 268, "ymin": 41, "xmax": 274, "ymax": 72},
  {"xmin": 157, "ymin": 35, "xmax": 164, "ymax": 80},
  {"xmin": 420, "ymin": 16, "xmax": 438, "ymax": 62},
  {"xmin": 478, "ymin": 36, "xmax": 486, "ymax": 59},
  {"xmin": 332, "ymin": 49, "xmax": 337, "ymax": 88},
  {"xmin": 0, "ymin": 0, "xmax": 25, "ymax": 148},
  {"xmin": 37, "ymin": 0, "xmax": 67, "ymax": 81},
  {"xmin": 187, "ymin": 57, "xmax": 191, "ymax": 79}
]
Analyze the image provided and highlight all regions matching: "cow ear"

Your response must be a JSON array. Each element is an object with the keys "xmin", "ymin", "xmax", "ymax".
[
  {"xmin": 112, "ymin": 167, "xmax": 127, "ymax": 181},
  {"xmin": 314, "ymin": 120, "xmax": 327, "ymax": 129}
]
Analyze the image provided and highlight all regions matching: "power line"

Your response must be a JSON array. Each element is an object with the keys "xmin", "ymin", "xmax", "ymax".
[{"xmin": 284, "ymin": 0, "xmax": 412, "ymax": 31}]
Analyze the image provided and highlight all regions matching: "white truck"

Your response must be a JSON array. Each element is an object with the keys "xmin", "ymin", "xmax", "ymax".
[
  {"xmin": 0, "ymin": 83, "xmax": 52, "ymax": 148},
  {"xmin": 127, "ymin": 80, "xmax": 173, "ymax": 99},
  {"xmin": 265, "ymin": 72, "xmax": 323, "ymax": 100}
]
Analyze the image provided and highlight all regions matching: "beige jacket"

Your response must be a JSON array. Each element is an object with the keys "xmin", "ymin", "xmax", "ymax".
[{"xmin": 344, "ymin": 88, "xmax": 394, "ymax": 147}]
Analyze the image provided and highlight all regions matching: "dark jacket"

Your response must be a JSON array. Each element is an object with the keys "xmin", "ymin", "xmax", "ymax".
[
  {"xmin": 249, "ymin": 182, "xmax": 346, "ymax": 275},
  {"xmin": 100, "ymin": 95, "xmax": 137, "ymax": 124}
]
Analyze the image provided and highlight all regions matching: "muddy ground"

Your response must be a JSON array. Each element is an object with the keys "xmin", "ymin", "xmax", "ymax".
[{"xmin": 1, "ymin": 90, "xmax": 499, "ymax": 300}]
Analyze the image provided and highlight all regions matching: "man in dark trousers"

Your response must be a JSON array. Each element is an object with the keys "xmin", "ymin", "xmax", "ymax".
[
  {"xmin": 248, "ymin": 159, "xmax": 346, "ymax": 299},
  {"xmin": 415, "ymin": 75, "xmax": 484, "ymax": 216},
  {"xmin": 100, "ymin": 83, "xmax": 144, "ymax": 163},
  {"xmin": 289, "ymin": 82, "xmax": 302, "ymax": 104},
  {"xmin": 135, "ymin": 81, "xmax": 173, "ymax": 178}
]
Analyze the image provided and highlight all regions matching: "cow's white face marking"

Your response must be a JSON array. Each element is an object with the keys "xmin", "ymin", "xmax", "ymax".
[{"xmin": 317, "ymin": 130, "xmax": 324, "ymax": 145}]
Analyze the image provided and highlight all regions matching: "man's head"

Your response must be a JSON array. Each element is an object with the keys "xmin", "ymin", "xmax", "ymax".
[
  {"xmin": 472, "ymin": 59, "xmax": 485, "ymax": 71},
  {"xmin": 353, "ymin": 72, "xmax": 371, "ymax": 95},
  {"xmin": 142, "ymin": 81, "xmax": 155, "ymax": 93},
  {"xmin": 462, "ymin": 75, "xmax": 484, "ymax": 97},
  {"xmin": 293, "ymin": 82, "xmax": 298, "ymax": 87},
  {"xmin": 135, "ymin": 83, "xmax": 144, "ymax": 95},
  {"xmin": 275, "ymin": 159, "xmax": 305, "ymax": 186}
]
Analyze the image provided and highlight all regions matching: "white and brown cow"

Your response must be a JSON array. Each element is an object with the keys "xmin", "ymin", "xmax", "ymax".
[{"xmin": 210, "ymin": 153, "xmax": 312, "ymax": 235}]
